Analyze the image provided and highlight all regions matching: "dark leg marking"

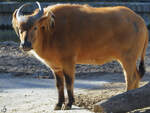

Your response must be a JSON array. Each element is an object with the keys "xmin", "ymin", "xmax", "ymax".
[
  {"xmin": 63, "ymin": 71, "xmax": 75, "ymax": 109},
  {"xmin": 139, "ymin": 60, "xmax": 145, "ymax": 78},
  {"xmin": 54, "ymin": 72, "xmax": 65, "ymax": 110}
]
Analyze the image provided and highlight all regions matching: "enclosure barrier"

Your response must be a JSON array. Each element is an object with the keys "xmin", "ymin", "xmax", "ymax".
[{"xmin": 0, "ymin": 2, "xmax": 150, "ymax": 41}]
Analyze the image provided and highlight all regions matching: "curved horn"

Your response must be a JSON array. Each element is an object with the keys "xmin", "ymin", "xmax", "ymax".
[
  {"xmin": 16, "ymin": 3, "xmax": 30, "ymax": 22},
  {"xmin": 31, "ymin": 2, "xmax": 44, "ymax": 21},
  {"xmin": 16, "ymin": 2, "xmax": 43, "ymax": 23}
]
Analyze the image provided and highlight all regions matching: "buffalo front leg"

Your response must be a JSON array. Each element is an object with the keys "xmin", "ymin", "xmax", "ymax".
[
  {"xmin": 62, "ymin": 61, "xmax": 75, "ymax": 110},
  {"xmin": 53, "ymin": 71, "xmax": 65, "ymax": 110}
]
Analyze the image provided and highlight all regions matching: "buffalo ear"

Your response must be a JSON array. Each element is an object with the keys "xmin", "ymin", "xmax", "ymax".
[
  {"xmin": 12, "ymin": 9, "xmax": 19, "ymax": 37},
  {"xmin": 38, "ymin": 11, "xmax": 55, "ymax": 30},
  {"xmin": 50, "ymin": 14, "xmax": 55, "ymax": 28},
  {"xmin": 46, "ymin": 11, "xmax": 55, "ymax": 29}
]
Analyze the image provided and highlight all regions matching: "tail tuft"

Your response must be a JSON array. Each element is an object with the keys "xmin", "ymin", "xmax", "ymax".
[{"xmin": 139, "ymin": 60, "xmax": 145, "ymax": 78}]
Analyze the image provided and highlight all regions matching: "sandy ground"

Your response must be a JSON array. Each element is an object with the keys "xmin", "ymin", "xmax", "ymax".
[
  {"xmin": 0, "ymin": 41, "xmax": 150, "ymax": 113},
  {"xmin": 0, "ymin": 72, "xmax": 150, "ymax": 113},
  {"xmin": 0, "ymin": 73, "xmax": 94, "ymax": 113}
]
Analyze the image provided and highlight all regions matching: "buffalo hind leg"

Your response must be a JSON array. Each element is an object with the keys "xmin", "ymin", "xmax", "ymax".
[
  {"xmin": 62, "ymin": 60, "xmax": 75, "ymax": 110},
  {"xmin": 132, "ymin": 68, "xmax": 141, "ymax": 89},
  {"xmin": 121, "ymin": 59, "xmax": 140, "ymax": 90},
  {"xmin": 54, "ymin": 71, "xmax": 65, "ymax": 110}
]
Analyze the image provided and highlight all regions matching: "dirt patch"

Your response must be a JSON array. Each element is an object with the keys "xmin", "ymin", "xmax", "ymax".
[{"xmin": 74, "ymin": 83, "xmax": 124, "ymax": 111}]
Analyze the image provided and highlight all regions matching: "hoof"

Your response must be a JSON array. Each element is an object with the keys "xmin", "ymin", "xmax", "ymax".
[
  {"xmin": 62, "ymin": 104, "xmax": 71, "ymax": 110},
  {"xmin": 64, "ymin": 106, "xmax": 71, "ymax": 110},
  {"xmin": 54, "ymin": 104, "xmax": 62, "ymax": 110}
]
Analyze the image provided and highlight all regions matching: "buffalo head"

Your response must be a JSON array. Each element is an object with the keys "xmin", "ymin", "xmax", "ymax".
[{"xmin": 12, "ymin": 2, "xmax": 55, "ymax": 51}]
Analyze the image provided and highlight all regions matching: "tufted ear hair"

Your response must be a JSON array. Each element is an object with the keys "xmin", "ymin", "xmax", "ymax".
[
  {"xmin": 46, "ymin": 11, "xmax": 55, "ymax": 29},
  {"xmin": 12, "ymin": 9, "xmax": 19, "ymax": 37}
]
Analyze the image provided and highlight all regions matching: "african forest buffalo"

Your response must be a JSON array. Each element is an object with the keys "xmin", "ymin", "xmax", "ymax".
[{"xmin": 12, "ymin": 2, "xmax": 148, "ymax": 110}]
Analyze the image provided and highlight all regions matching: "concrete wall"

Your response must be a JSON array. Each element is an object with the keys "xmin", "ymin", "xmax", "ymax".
[{"xmin": 0, "ymin": 2, "xmax": 150, "ymax": 41}]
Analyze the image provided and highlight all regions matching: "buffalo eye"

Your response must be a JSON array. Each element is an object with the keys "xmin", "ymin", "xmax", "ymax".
[
  {"xmin": 41, "ymin": 26, "xmax": 45, "ymax": 30},
  {"xmin": 34, "ymin": 27, "xmax": 37, "ymax": 30}
]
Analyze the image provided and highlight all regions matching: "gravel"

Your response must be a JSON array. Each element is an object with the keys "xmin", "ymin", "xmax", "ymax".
[
  {"xmin": 0, "ymin": 41, "xmax": 123, "ymax": 78},
  {"xmin": 0, "ymin": 41, "xmax": 52, "ymax": 78}
]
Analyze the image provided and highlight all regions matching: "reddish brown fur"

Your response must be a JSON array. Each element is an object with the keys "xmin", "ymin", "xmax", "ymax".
[{"xmin": 12, "ymin": 4, "xmax": 149, "ymax": 110}]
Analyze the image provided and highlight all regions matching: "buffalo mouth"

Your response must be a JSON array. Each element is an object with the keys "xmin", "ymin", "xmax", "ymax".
[
  {"xmin": 21, "ymin": 47, "xmax": 33, "ymax": 52},
  {"xmin": 19, "ymin": 42, "xmax": 33, "ymax": 52}
]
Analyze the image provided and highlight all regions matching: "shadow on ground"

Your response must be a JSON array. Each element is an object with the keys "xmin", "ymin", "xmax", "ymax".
[{"xmin": 0, "ymin": 71, "xmax": 150, "ymax": 91}]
